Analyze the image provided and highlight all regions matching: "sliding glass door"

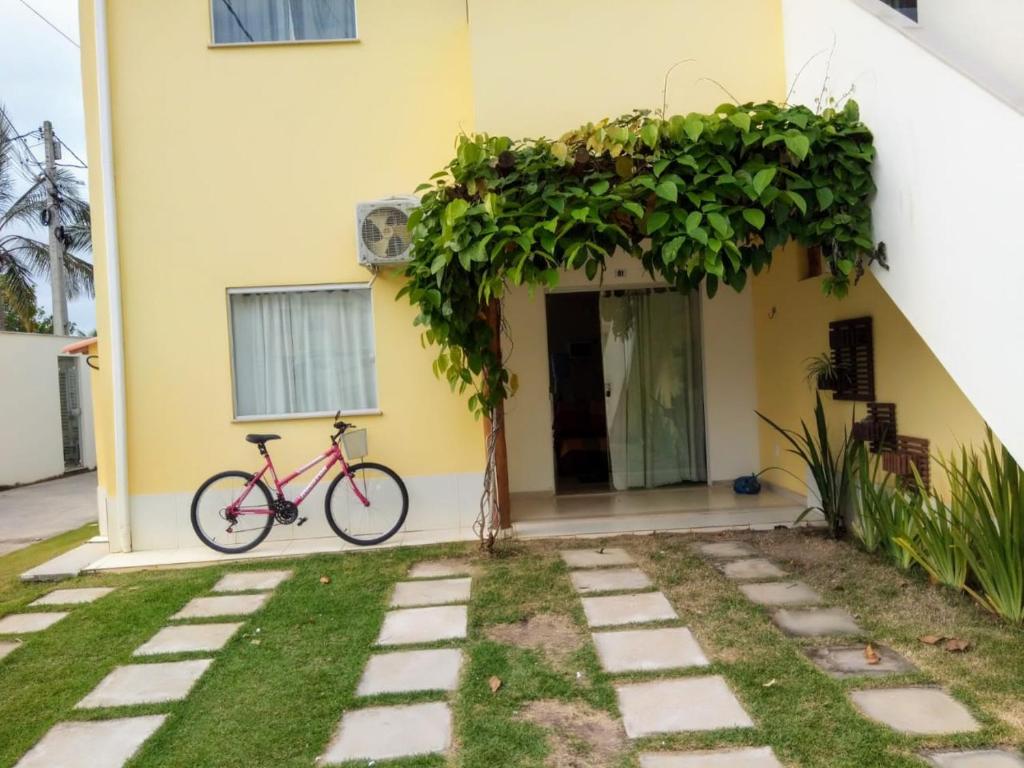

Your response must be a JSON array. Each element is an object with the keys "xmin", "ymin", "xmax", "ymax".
[{"xmin": 599, "ymin": 289, "xmax": 707, "ymax": 490}]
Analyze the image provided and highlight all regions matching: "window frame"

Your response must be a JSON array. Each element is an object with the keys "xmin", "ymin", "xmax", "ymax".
[
  {"xmin": 226, "ymin": 282, "xmax": 381, "ymax": 422},
  {"xmin": 208, "ymin": 0, "xmax": 360, "ymax": 48}
]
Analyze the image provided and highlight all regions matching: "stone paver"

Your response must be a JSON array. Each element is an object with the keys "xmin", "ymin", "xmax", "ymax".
[
  {"xmin": 720, "ymin": 559, "xmax": 787, "ymax": 581},
  {"xmin": 29, "ymin": 587, "xmax": 115, "ymax": 606},
  {"xmin": 772, "ymin": 607, "xmax": 863, "ymax": 637},
  {"xmin": 77, "ymin": 659, "xmax": 213, "ymax": 708},
  {"xmin": 134, "ymin": 623, "xmax": 244, "ymax": 656},
  {"xmin": 927, "ymin": 751, "xmax": 1024, "ymax": 767},
  {"xmin": 570, "ymin": 568, "xmax": 652, "ymax": 594},
  {"xmin": 212, "ymin": 570, "xmax": 292, "ymax": 592},
  {"xmin": 13, "ymin": 715, "xmax": 166, "ymax": 768},
  {"xmin": 850, "ymin": 688, "xmax": 980, "ymax": 734},
  {"xmin": 408, "ymin": 560, "xmax": 474, "ymax": 579},
  {"xmin": 616, "ymin": 676, "xmax": 753, "ymax": 737},
  {"xmin": 357, "ymin": 648, "xmax": 464, "ymax": 695},
  {"xmin": 593, "ymin": 627, "xmax": 708, "ymax": 673},
  {"xmin": 640, "ymin": 747, "xmax": 784, "ymax": 767},
  {"xmin": 0, "ymin": 612, "xmax": 68, "ymax": 634},
  {"xmin": 698, "ymin": 541, "xmax": 757, "ymax": 559},
  {"xmin": 320, "ymin": 702, "xmax": 451, "ymax": 763},
  {"xmin": 561, "ymin": 548, "xmax": 635, "ymax": 569},
  {"xmin": 581, "ymin": 592, "xmax": 678, "ymax": 628},
  {"xmin": 390, "ymin": 577, "xmax": 472, "ymax": 608},
  {"xmin": 377, "ymin": 605, "xmax": 467, "ymax": 646},
  {"xmin": 0, "ymin": 640, "xmax": 21, "ymax": 660},
  {"xmin": 806, "ymin": 644, "xmax": 917, "ymax": 678},
  {"xmin": 739, "ymin": 581, "xmax": 822, "ymax": 606},
  {"xmin": 171, "ymin": 593, "xmax": 270, "ymax": 619}
]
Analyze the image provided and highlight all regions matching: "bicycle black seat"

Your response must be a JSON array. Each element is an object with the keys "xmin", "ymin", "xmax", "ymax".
[{"xmin": 245, "ymin": 433, "xmax": 281, "ymax": 444}]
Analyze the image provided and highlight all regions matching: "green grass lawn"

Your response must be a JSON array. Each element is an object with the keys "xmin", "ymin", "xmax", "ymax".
[{"xmin": 0, "ymin": 529, "xmax": 1022, "ymax": 767}]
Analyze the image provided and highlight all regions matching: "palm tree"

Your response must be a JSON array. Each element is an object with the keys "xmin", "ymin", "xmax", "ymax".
[{"xmin": 0, "ymin": 105, "xmax": 93, "ymax": 331}]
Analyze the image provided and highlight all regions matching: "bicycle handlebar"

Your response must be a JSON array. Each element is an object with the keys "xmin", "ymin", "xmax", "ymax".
[{"xmin": 332, "ymin": 410, "xmax": 354, "ymax": 437}]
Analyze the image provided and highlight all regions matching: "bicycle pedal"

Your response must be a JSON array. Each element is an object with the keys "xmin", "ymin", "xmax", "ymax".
[{"xmin": 296, "ymin": 517, "xmax": 308, "ymax": 526}]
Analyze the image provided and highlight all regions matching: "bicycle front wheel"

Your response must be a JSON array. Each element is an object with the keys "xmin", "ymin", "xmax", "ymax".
[
  {"xmin": 191, "ymin": 471, "xmax": 275, "ymax": 554},
  {"xmin": 325, "ymin": 462, "xmax": 408, "ymax": 546}
]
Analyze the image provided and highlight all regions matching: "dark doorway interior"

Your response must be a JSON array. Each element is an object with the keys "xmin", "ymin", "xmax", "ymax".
[{"xmin": 546, "ymin": 292, "xmax": 610, "ymax": 493}]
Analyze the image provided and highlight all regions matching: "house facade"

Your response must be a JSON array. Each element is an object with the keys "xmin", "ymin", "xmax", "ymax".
[{"xmin": 77, "ymin": 0, "xmax": 1021, "ymax": 555}]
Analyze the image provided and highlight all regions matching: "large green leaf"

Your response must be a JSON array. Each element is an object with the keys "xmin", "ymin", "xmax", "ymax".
[{"xmin": 752, "ymin": 168, "xmax": 776, "ymax": 196}]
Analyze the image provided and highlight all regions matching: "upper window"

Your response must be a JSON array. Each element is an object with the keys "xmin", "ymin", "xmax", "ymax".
[
  {"xmin": 229, "ymin": 285, "xmax": 377, "ymax": 418},
  {"xmin": 879, "ymin": 0, "xmax": 917, "ymax": 22},
  {"xmin": 211, "ymin": 0, "xmax": 357, "ymax": 45}
]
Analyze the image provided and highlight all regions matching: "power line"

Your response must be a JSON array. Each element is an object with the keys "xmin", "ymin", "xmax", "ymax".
[
  {"xmin": 56, "ymin": 136, "xmax": 88, "ymax": 169},
  {"xmin": 16, "ymin": 0, "xmax": 80, "ymax": 49}
]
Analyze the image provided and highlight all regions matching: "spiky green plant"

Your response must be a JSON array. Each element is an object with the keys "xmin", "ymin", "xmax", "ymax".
[
  {"xmin": 943, "ymin": 431, "xmax": 1024, "ymax": 623},
  {"xmin": 757, "ymin": 392, "xmax": 860, "ymax": 539},
  {"xmin": 852, "ymin": 443, "xmax": 887, "ymax": 552},
  {"xmin": 895, "ymin": 491, "xmax": 969, "ymax": 589}
]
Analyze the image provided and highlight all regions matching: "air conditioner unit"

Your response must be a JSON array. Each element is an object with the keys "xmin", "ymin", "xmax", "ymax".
[{"xmin": 355, "ymin": 196, "xmax": 419, "ymax": 267}]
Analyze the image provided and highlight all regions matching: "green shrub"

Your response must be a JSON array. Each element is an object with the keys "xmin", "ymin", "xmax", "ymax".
[
  {"xmin": 852, "ymin": 445, "xmax": 887, "ymax": 553},
  {"xmin": 895, "ymin": 488, "xmax": 968, "ymax": 590},
  {"xmin": 758, "ymin": 392, "xmax": 860, "ymax": 539},
  {"xmin": 944, "ymin": 431, "xmax": 1024, "ymax": 624}
]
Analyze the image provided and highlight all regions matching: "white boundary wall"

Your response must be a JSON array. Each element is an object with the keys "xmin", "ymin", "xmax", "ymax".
[
  {"xmin": 0, "ymin": 332, "xmax": 96, "ymax": 486},
  {"xmin": 782, "ymin": 0, "xmax": 1024, "ymax": 462}
]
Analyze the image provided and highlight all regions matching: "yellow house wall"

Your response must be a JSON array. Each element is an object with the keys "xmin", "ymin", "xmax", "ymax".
[
  {"xmin": 77, "ymin": 0, "xmax": 115, "ymax": 502},
  {"xmin": 78, "ymin": 1, "xmax": 482, "ymax": 549},
  {"xmin": 752, "ymin": 246, "xmax": 989, "ymax": 499},
  {"xmin": 468, "ymin": 0, "xmax": 785, "ymax": 136}
]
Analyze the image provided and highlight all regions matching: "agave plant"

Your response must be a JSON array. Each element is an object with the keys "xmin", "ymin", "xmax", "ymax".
[
  {"xmin": 943, "ymin": 431, "xmax": 1024, "ymax": 624},
  {"xmin": 894, "ymin": 466, "xmax": 969, "ymax": 589},
  {"xmin": 852, "ymin": 444, "xmax": 887, "ymax": 553},
  {"xmin": 757, "ymin": 392, "xmax": 860, "ymax": 539}
]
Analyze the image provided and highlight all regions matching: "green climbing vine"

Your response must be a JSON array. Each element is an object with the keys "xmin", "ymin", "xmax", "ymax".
[{"xmin": 399, "ymin": 100, "xmax": 882, "ymax": 416}]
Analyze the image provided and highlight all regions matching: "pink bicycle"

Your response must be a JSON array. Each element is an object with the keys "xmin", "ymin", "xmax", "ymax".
[{"xmin": 191, "ymin": 416, "xmax": 408, "ymax": 554}]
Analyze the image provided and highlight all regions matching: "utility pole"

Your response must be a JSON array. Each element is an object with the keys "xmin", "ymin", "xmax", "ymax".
[{"xmin": 42, "ymin": 120, "xmax": 69, "ymax": 335}]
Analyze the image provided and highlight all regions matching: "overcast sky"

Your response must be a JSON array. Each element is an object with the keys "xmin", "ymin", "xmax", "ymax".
[{"xmin": 1, "ymin": 0, "xmax": 94, "ymax": 332}]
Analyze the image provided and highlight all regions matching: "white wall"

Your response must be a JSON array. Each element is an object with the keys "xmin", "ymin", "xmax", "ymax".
[
  {"xmin": 0, "ymin": 332, "xmax": 96, "ymax": 486},
  {"xmin": 503, "ymin": 252, "xmax": 760, "ymax": 493},
  {"xmin": 782, "ymin": 0, "xmax": 1024, "ymax": 462},
  {"xmin": 915, "ymin": 0, "xmax": 1024, "ymax": 109}
]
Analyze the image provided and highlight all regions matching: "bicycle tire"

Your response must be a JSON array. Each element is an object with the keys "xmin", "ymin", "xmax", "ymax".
[
  {"xmin": 191, "ymin": 470, "xmax": 275, "ymax": 554},
  {"xmin": 324, "ymin": 462, "xmax": 409, "ymax": 546}
]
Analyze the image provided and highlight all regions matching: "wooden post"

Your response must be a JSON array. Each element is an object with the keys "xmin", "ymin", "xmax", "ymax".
[{"xmin": 484, "ymin": 299, "xmax": 512, "ymax": 529}]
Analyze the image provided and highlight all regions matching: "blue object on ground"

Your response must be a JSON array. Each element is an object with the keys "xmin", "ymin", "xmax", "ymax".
[{"xmin": 733, "ymin": 474, "xmax": 762, "ymax": 495}]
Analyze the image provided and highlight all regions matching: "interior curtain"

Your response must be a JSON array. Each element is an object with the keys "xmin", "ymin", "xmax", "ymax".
[
  {"xmin": 600, "ymin": 290, "xmax": 707, "ymax": 489},
  {"xmin": 231, "ymin": 289, "xmax": 377, "ymax": 417},
  {"xmin": 212, "ymin": 0, "xmax": 356, "ymax": 43}
]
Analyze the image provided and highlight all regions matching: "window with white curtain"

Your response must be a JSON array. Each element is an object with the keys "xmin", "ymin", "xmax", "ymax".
[
  {"xmin": 211, "ymin": 0, "xmax": 357, "ymax": 44},
  {"xmin": 229, "ymin": 286, "xmax": 377, "ymax": 418}
]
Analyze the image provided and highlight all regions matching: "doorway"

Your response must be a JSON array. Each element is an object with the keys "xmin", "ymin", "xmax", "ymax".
[
  {"xmin": 546, "ymin": 292, "xmax": 610, "ymax": 493},
  {"xmin": 57, "ymin": 357, "xmax": 82, "ymax": 469},
  {"xmin": 546, "ymin": 289, "xmax": 707, "ymax": 495}
]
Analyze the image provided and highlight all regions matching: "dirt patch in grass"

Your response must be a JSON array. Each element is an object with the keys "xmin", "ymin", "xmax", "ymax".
[
  {"xmin": 518, "ymin": 699, "xmax": 626, "ymax": 768},
  {"xmin": 486, "ymin": 612, "xmax": 584, "ymax": 668}
]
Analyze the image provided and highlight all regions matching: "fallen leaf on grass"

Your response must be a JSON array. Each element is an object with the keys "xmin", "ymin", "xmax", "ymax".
[
  {"xmin": 489, "ymin": 676, "xmax": 502, "ymax": 694},
  {"xmin": 763, "ymin": 679, "xmax": 777, "ymax": 688},
  {"xmin": 319, "ymin": 575, "xmax": 331, "ymax": 584},
  {"xmin": 864, "ymin": 644, "xmax": 881, "ymax": 665},
  {"xmin": 944, "ymin": 638, "xmax": 972, "ymax": 653},
  {"xmin": 919, "ymin": 635, "xmax": 944, "ymax": 645}
]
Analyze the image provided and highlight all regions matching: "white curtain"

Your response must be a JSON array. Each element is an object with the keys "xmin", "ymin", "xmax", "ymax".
[
  {"xmin": 231, "ymin": 288, "xmax": 377, "ymax": 417},
  {"xmin": 213, "ymin": 0, "xmax": 357, "ymax": 44},
  {"xmin": 600, "ymin": 290, "xmax": 707, "ymax": 489}
]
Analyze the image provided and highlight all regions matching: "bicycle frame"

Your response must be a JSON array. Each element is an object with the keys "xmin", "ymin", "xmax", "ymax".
[{"xmin": 228, "ymin": 441, "xmax": 369, "ymax": 516}]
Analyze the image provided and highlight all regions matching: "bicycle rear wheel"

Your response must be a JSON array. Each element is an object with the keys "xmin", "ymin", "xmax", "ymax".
[
  {"xmin": 325, "ymin": 462, "xmax": 408, "ymax": 546},
  {"xmin": 191, "ymin": 471, "xmax": 275, "ymax": 554}
]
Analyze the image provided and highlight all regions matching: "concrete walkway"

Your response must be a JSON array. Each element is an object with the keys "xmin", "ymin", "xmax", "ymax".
[{"xmin": 0, "ymin": 472, "xmax": 98, "ymax": 556}]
